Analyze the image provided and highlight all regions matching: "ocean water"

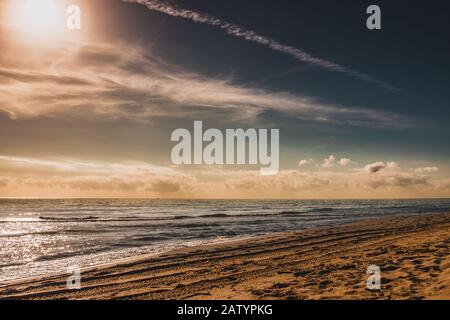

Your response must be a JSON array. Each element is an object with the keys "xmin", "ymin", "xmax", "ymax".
[{"xmin": 0, "ymin": 198, "xmax": 449, "ymax": 282}]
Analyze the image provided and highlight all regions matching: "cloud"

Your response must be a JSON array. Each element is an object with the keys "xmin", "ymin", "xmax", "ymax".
[
  {"xmin": 0, "ymin": 179, "xmax": 8, "ymax": 188},
  {"xmin": 0, "ymin": 155, "xmax": 190, "ymax": 195},
  {"xmin": 321, "ymin": 155, "xmax": 355, "ymax": 168},
  {"xmin": 434, "ymin": 179, "xmax": 450, "ymax": 190},
  {"xmin": 364, "ymin": 161, "xmax": 387, "ymax": 173},
  {"xmin": 0, "ymin": 155, "xmax": 447, "ymax": 198},
  {"xmin": 298, "ymin": 159, "xmax": 314, "ymax": 166},
  {"xmin": 363, "ymin": 161, "xmax": 399, "ymax": 173},
  {"xmin": 224, "ymin": 170, "xmax": 330, "ymax": 193},
  {"xmin": 123, "ymin": 0, "xmax": 398, "ymax": 91},
  {"xmin": 386, "ymin": 161, "xmax": 399, "ymax": 169},
  {"xmin": 322, "ymin": 155, "xmax": 337, "ymax": 168},
  {"xmin": 0, "ymin": 155, "xmax": 86, "ymax": 171},
  {"xmin": 217, "ymin": 169, "xmax": 433, "ymax": 195},
  {"xmin": 0, "ymin": 155, "xmax": 173, "ymax": 176},
  {"xmin": 414, "ymin": 166, "xmax": 439, "ymax": 174},
  {"xmin": 337, "ymin": 158, "xmax": 352, "ymax": 166},
  {"xmin": 367, "ymin": 173, "xmax": 429, "ymax": 189},
  {"xmin": 0, "ymin": 68, "xmax": 93, "ymax": 86},
  {"xmin": 58, "ymin": 177, "xmax": 145, "ymax": 192},
  {"xmin": 147, "ymin": 180, "xmax": 181, "ymax": 193},
  {"xmin": 0, "ymin": 39, "xmax": 408, "ymax": 128}
]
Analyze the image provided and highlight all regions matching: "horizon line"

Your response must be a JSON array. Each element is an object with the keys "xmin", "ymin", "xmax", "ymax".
[{"xmin": 1, "ymin": 197, "xmax": 449, "ymax": 201}]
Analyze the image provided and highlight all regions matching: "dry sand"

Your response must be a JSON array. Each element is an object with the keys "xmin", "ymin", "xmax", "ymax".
[{"xmin": 0, "ymin": 213, "xmax": 449, "ymax": 300}]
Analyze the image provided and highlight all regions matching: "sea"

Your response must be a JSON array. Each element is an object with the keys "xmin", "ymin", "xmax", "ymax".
[{"xmin": 1, "ymin": 198, "xmax": 449, "ymax": 282}]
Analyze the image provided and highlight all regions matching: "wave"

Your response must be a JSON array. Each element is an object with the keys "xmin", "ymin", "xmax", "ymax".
[
  {"xmin": 0, "ymin": 262, "xmax": 24, "ymax": 268},
  {"xmin": 33, "ymin": 208, "xmax": 339, "ymax": 223},
  {"xmin": 0, "ymin": 230, "xmax": 60, "ymax": 238},
  {"xmin": 34, "ymin": 247, "xmax": 112, "ymax": 262},
  {"xmin": 0, "ymin": 228, "xmax": 108, "ymax": 238},
  {"xmin": 181, "ymin": 209, "xmax": 338, "ymax": 219},
  {"xmin": 196, "ymin": 213, "xmax": 231, "ymax": 218},
  {"xmin": 39, "ymin": 215, "xmax": 105, "ymax": 222},
  {"xmin": 37, "ymin": 216, "xmax": 152, "ymax": 223}
]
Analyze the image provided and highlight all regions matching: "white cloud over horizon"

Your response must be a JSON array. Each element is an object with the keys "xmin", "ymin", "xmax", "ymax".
[
  {"xmin": 363, "ymin": 161, "xmax": 399, "ymax": 173},
  {"xmin": 0, "ymin": 155, "xmax": 447, "ymax": 199},
  {"xmin": 414, "ymin": 166, "xmax": 439, "ymax": 174},
  {"xmin": 298, "ymin": 159, "xmax": 314, "ymax": 167},
  {"xmin": 319, "ymin": 155, "xmax": 356, "ymax": 168}
]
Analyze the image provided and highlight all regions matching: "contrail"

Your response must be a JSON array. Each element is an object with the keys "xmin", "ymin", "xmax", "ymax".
[{"xmin": 123, "ymin": 0, "xmax": 399, "ymax": 91}]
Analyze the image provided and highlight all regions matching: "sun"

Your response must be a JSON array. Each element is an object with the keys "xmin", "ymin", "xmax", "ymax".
[{"xmin": 6, "ymin": 0, "xmax": 68, "ymax": 40}]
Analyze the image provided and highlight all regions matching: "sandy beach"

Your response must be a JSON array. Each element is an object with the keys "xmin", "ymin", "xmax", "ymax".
[{"xmin": 0, "ymin": 213, "xmax": 449, "ymax": 300}]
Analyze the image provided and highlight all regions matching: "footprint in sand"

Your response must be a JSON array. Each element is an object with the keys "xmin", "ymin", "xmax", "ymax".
[
  {"xmin": 292, "ymin": 270, "xmax": 311, "ymax": 277},
  {"xmin": 411, "ymin": 259, "xmax": 424, "ymax": 266},
  {"xmin": 318, "ymin": 280, "xmax": 332, "ymax": 289},
  {"xmin": 382, "ymin": 265, "xmax": 399, "ymax": 271},
  {"xmin": 271, "ymin": 282, "xmax": 290, "ymax": 289}
]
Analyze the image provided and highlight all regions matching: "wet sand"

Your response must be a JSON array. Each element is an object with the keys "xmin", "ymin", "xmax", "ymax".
[{"xmin": 0, "ymin": 213, "xmax": 449, "ymax": 300}]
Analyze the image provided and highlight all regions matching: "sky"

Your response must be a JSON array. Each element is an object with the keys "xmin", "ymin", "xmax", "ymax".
[{"xmin": 0, "ymin": 0, "xmax": 449, "ymax": 199}]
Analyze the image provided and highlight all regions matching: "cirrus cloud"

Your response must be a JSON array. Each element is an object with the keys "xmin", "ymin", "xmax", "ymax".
[
  {"xmin": 0, "ymin": 33, "xmax": 409, "ymax": 128},
  {"xmin": 123, "ymin": 0, "xmax": 399, "ymax": 91}
]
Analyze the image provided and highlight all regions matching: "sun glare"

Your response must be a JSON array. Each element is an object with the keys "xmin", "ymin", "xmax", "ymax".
[{"xmin": 6, "ymin": 0, "xmax": 68, "ymax": 40}]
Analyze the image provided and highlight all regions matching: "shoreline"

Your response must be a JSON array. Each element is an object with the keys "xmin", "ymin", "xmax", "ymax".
[
  {"xmin": 0, "ymin": 213, "xmax": 416, "ymax": 286},
  {"xmin": 0, "ymin": 233, "xmax": 261, "ymax": 287},
  {"xmin": 1, "ymin": 212, "xmax": 449, "ymax": 300}
]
